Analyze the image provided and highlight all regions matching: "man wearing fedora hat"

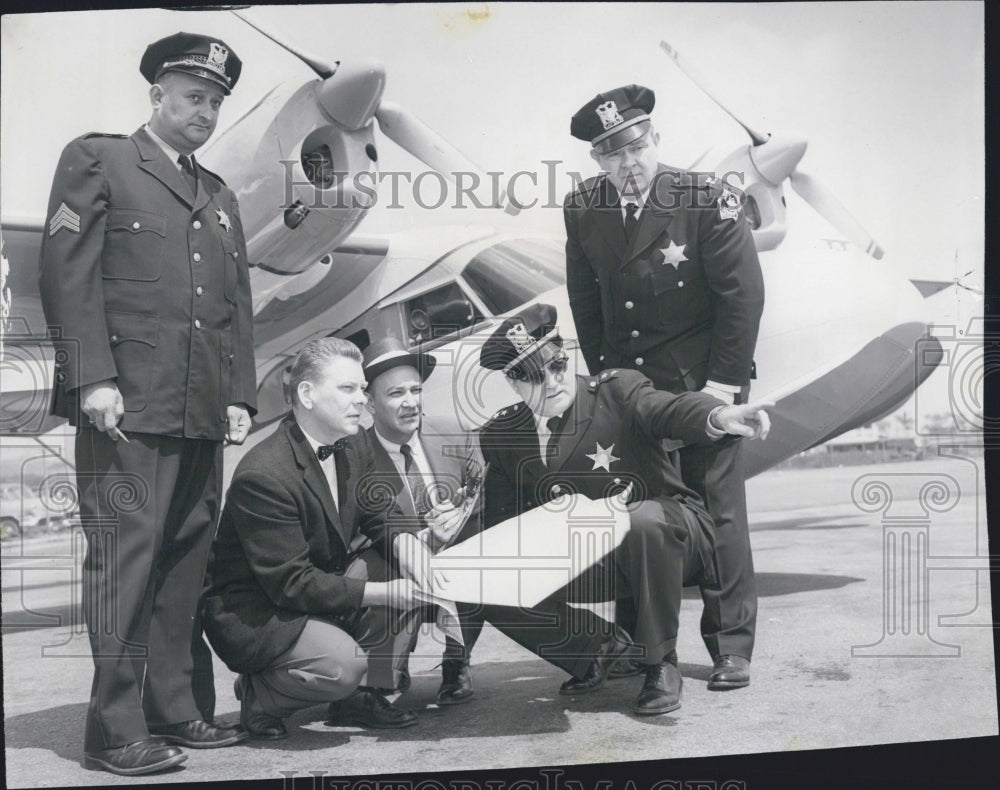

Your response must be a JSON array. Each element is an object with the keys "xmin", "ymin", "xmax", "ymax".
[
  {"xmin": 204, "ymin": 337, "xmax": 441, "ymax": 740},
  {"xmin": 38, "ymin": 31, "xmax": 255, "ymax": 774},
  {"xmin": 564, "ymin": 84, "xmax": 765, "ymax": 691},
  {"xmin": 362, "ymin": 337, "xmax": 485, "ymax": 706},
  {"xmin": 475, "ymin": 303, "xmax": 770, "ymax": 715}
]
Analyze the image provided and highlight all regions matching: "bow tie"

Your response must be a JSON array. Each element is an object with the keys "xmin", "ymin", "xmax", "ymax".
[{"xmin": 316, "ymin": 445, "xmax": 337, "ymax": 462}]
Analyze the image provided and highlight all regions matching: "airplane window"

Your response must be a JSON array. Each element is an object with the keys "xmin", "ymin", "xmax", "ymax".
[
  {"xmin": 461, "ymin": 239, "xmax": 564, "ymax": 315},
  {"xmin": 403, "ymin": 282, "xmax": 484, "ymax": 348},
  {"xmin": 342, "ymin": 328, "xmax": 370, "ymax": 352}
]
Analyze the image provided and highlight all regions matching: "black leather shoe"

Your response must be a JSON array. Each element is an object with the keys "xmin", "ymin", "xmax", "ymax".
[
  {"xmin": 436, "ymin": 659, "xmax": 474, "ymax": 705},
  {"xmin": 559, "ymin": 630, "xmax": 632, "ymax": 695},
  {"xmin": 707, "ymin": 655, "xmax": 750, "ymax": 690},
  {"xmin": 84, "ymin": 739, "xmax": 187, "ymax": 776},
  {"xmin": 608, "ymin": 657, "xmax": 644, "ymax": 679},
  {"xmin": 633, "ymin": 661, "xmax": 682, "ymax": 715},
  {"xmin": 148, "ymin": 719, "xmax": 249, "ymax": 749},
  {"xmin": 326, "ymin": 688, "xmax": 418, "ymax": 729},
  {"xmin": 234, "ymin": 675, "xmax": 289, "ymax": 740}
]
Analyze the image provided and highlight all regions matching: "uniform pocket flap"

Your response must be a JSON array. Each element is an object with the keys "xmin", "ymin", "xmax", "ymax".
[
  {"xmin": 105, "ymin": 209, "xmax": 167, "ymax": 237},
  {"xmin": 106, "ymin": 311, "xmax": 159, "ymax": 348}
]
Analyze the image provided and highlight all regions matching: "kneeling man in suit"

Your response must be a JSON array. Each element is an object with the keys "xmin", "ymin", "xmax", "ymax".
[
  {"xmin": 204, "ymin": 337, "xmax": 461, "ymax": 737},
  {"xmin": 361, "ymin": 337, "xmax": 485, "ymax": 706}
]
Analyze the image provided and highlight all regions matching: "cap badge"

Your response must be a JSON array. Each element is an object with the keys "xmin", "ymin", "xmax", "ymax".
[
  {"xmin": 719, "ymin": 188, "xmax": 742, "ymax": 222},
  {"xmin": 506, "ymin": 321, "xmax": 535, "ymax": 354},
  {"xmin": 595, "ymin": 100, "xmax": 624, "ymax": 130},
  {"xmin": 208, "ymin": 42, "xmax": 229, "ymax": 71}
]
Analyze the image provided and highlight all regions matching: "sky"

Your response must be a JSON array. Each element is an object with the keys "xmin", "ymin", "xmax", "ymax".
[{"xmin": 0, "ymin": 1, "xmax": 986, "ymax": 417}]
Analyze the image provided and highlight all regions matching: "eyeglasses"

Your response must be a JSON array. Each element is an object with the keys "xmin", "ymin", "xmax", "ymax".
[{"xmin": 507, "ymin": 353, "xmax": 569, "ymax": 385}]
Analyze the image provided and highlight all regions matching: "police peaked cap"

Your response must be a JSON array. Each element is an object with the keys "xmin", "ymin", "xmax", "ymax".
[
  {"xmin": 571, "ymin": 84, "xmax": 655, "ymax": 154},
  {"xmin": 141, "ymin": 32, "xmax": 242, "ymax": 94},
  {"xmin": 480, "ymin": 303, "xmax": 563, "ymax": 374}
]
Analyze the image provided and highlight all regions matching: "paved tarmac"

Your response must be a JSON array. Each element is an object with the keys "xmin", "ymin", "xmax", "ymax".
[{"xmin": 2, "ymin": 455, "xmax": 997, "ymax": 787}]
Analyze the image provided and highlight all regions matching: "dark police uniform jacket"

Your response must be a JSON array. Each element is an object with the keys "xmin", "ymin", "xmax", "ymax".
[
  {"xmin": 38, "ymin": 127, "xmax": 256, "ymax": 439},
  {"xmin": 479, "ymin": 369, "xmax": 727, "ymax": 584},
  {"xmin": 564, "ymin": 165, "xmax": 764, "ymax": 394},
  {"xmin": 204, "ymin": 415, "xmax": 400, "ymax": 675}
]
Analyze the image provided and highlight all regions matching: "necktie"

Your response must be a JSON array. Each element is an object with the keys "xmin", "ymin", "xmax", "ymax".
[
  {"xmin": 178, "ymin": 154, "xmax": 198, "ymax": 195},
  {"xmin": 624, "ymin": 202, "xmax": 639, "ymax": 243},
  {"xmin": 316, "ymin": 445, "xmax": 336, "ymax": 461},
  {"xmin": 399, "ymin": 443, "xmax": 431, "ymax": 515},
  {"xmin": 545, "ymin": 414, "xmax": 564, "ymax": 467}
]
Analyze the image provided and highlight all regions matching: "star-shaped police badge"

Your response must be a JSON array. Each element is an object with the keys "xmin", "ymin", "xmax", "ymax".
[
  {"xmin": 659, "ymin": 240, "xmax": 688, "ymax": 269},
  {"xmin": 216, "ymin": 208, "xmax": 232, "ymax": 233},
  {"xmin": 586, "ymin": 441, "xmax": 620, "ymax": 472}
]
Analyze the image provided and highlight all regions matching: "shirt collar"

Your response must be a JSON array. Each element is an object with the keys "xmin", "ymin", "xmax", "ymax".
[
  {"xmin": 533, "ymin": 410, "xmax": 566, "ymax": 434},
  {"xmin": 300, "ymin": 426, "xmax": 331, "ymax": 459},
  {"xmin": 144, "ymin": 124, "xmax": 184, "ymax": 167},
  {"xmin": 374, "ymin": 426, "xmax": 419, "ymax": 457},
  {"xmin": 620, "ymin": 185, "xmax": 651, "ymax": 213}
]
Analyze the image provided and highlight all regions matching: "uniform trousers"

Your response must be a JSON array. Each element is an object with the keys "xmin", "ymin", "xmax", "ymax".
[
  {"xmin": 453, "ymin": 497, "xmax": 710, "ymax": 670},
  {"xmin": 680, "ymin": 435, "xmax": 757, "ymax": 661},
  {"xmin": 75, "ymin": 428, "xmax": 220, "ymax": 752}
]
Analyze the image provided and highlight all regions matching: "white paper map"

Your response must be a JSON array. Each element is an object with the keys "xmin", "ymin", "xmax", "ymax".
[{"xmin": 423, "ymin": 492, "xmax": 632, "ymax": 609}]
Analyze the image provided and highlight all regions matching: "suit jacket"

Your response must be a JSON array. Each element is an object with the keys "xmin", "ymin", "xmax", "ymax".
[
  {"xmin": 368, "ymin": 418, "xmax": 485, "ymax": 543},
  {"xmin": 564, "ymin": 165, "xmax": 764, "ymax": 393},
  {"xmin": 38, "ymin": 127, "xmax": 256, "ymax": 439},
  {"xmin": 479, "ymin": 370, "xmax": 727, "ymax": 582},
  {"xmin": 203, "ymin": 415, "xmax": 399, "ymax": 674}
]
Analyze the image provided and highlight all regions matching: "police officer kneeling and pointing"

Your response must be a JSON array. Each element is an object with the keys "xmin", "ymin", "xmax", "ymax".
[
  {"xmin": 38, "ymin": 33, "xmax": 256, "ymax": 776},
  {"xmin": 477, "ymin": 304, "xmax": 770, "ymax": 715}
]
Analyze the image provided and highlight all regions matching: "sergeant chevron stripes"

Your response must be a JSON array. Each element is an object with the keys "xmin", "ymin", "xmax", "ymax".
[{"xmin": 49, "ymin": 202, "xmax": 81, "ymax": 236}]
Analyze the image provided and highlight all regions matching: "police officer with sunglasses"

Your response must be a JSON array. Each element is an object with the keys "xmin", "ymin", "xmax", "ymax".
[{"xmin": 470, "ymin": 304, "xmax": 770, "ymax": 715}]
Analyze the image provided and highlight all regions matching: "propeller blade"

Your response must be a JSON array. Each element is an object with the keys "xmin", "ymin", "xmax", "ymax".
[
  {"xmin": 660, "ymin": 40, "xmax": 769, "ymax": 146},
  {"xmin": 789, "ymin": 169, "xmax": 885, "ymax": 260},
  {"xmin": 231, "ymin": 9, "xmax": 338, "ymax": 78},
  {"xmin": 375, "ymin": 101, "xmax": 516, "ymax": 213}
]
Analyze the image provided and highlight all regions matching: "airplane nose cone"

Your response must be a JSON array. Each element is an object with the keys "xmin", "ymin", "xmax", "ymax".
[
  {"xmin": 749, "ymin": 131, "xmax": 808, "ymax": 184},
  {"xmin": 317, "ymin": 59, "xmax": 387, "ymax": 130}
]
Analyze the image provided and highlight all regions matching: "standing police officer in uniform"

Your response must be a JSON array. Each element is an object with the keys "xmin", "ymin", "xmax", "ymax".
[
  {"xmin": 564, "ymin": 85, "xmax": 765, "ymax": 690},
  {"xmin": 39, "ymin": 33, "xmax": 256, "ymax": 776}
]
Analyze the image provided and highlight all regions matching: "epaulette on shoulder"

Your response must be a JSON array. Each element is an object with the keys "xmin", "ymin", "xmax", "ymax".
[
  {"xmin": 565, "ymin": 174, "xmax": 603, "ymax": 204},
  {"xmin": 489, "ymin": 401, "xmax": 525, "ymax": 423},
  {"xmin": 585, "ymin": 369, "xmax": 619, "ymax": 391},
  {"xmin": 81, "ymin": 132, "xmax": 128, "ymax": 140}
]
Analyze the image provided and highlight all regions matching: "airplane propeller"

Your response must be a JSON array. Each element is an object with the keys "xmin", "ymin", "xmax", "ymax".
[
  {"xmin": 232, "ymin": 9, "xmax": 510, "ymax": 210},
  {"xmin": 660, "ymin": 40, "xmax": 884, "ymax": 260}
]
